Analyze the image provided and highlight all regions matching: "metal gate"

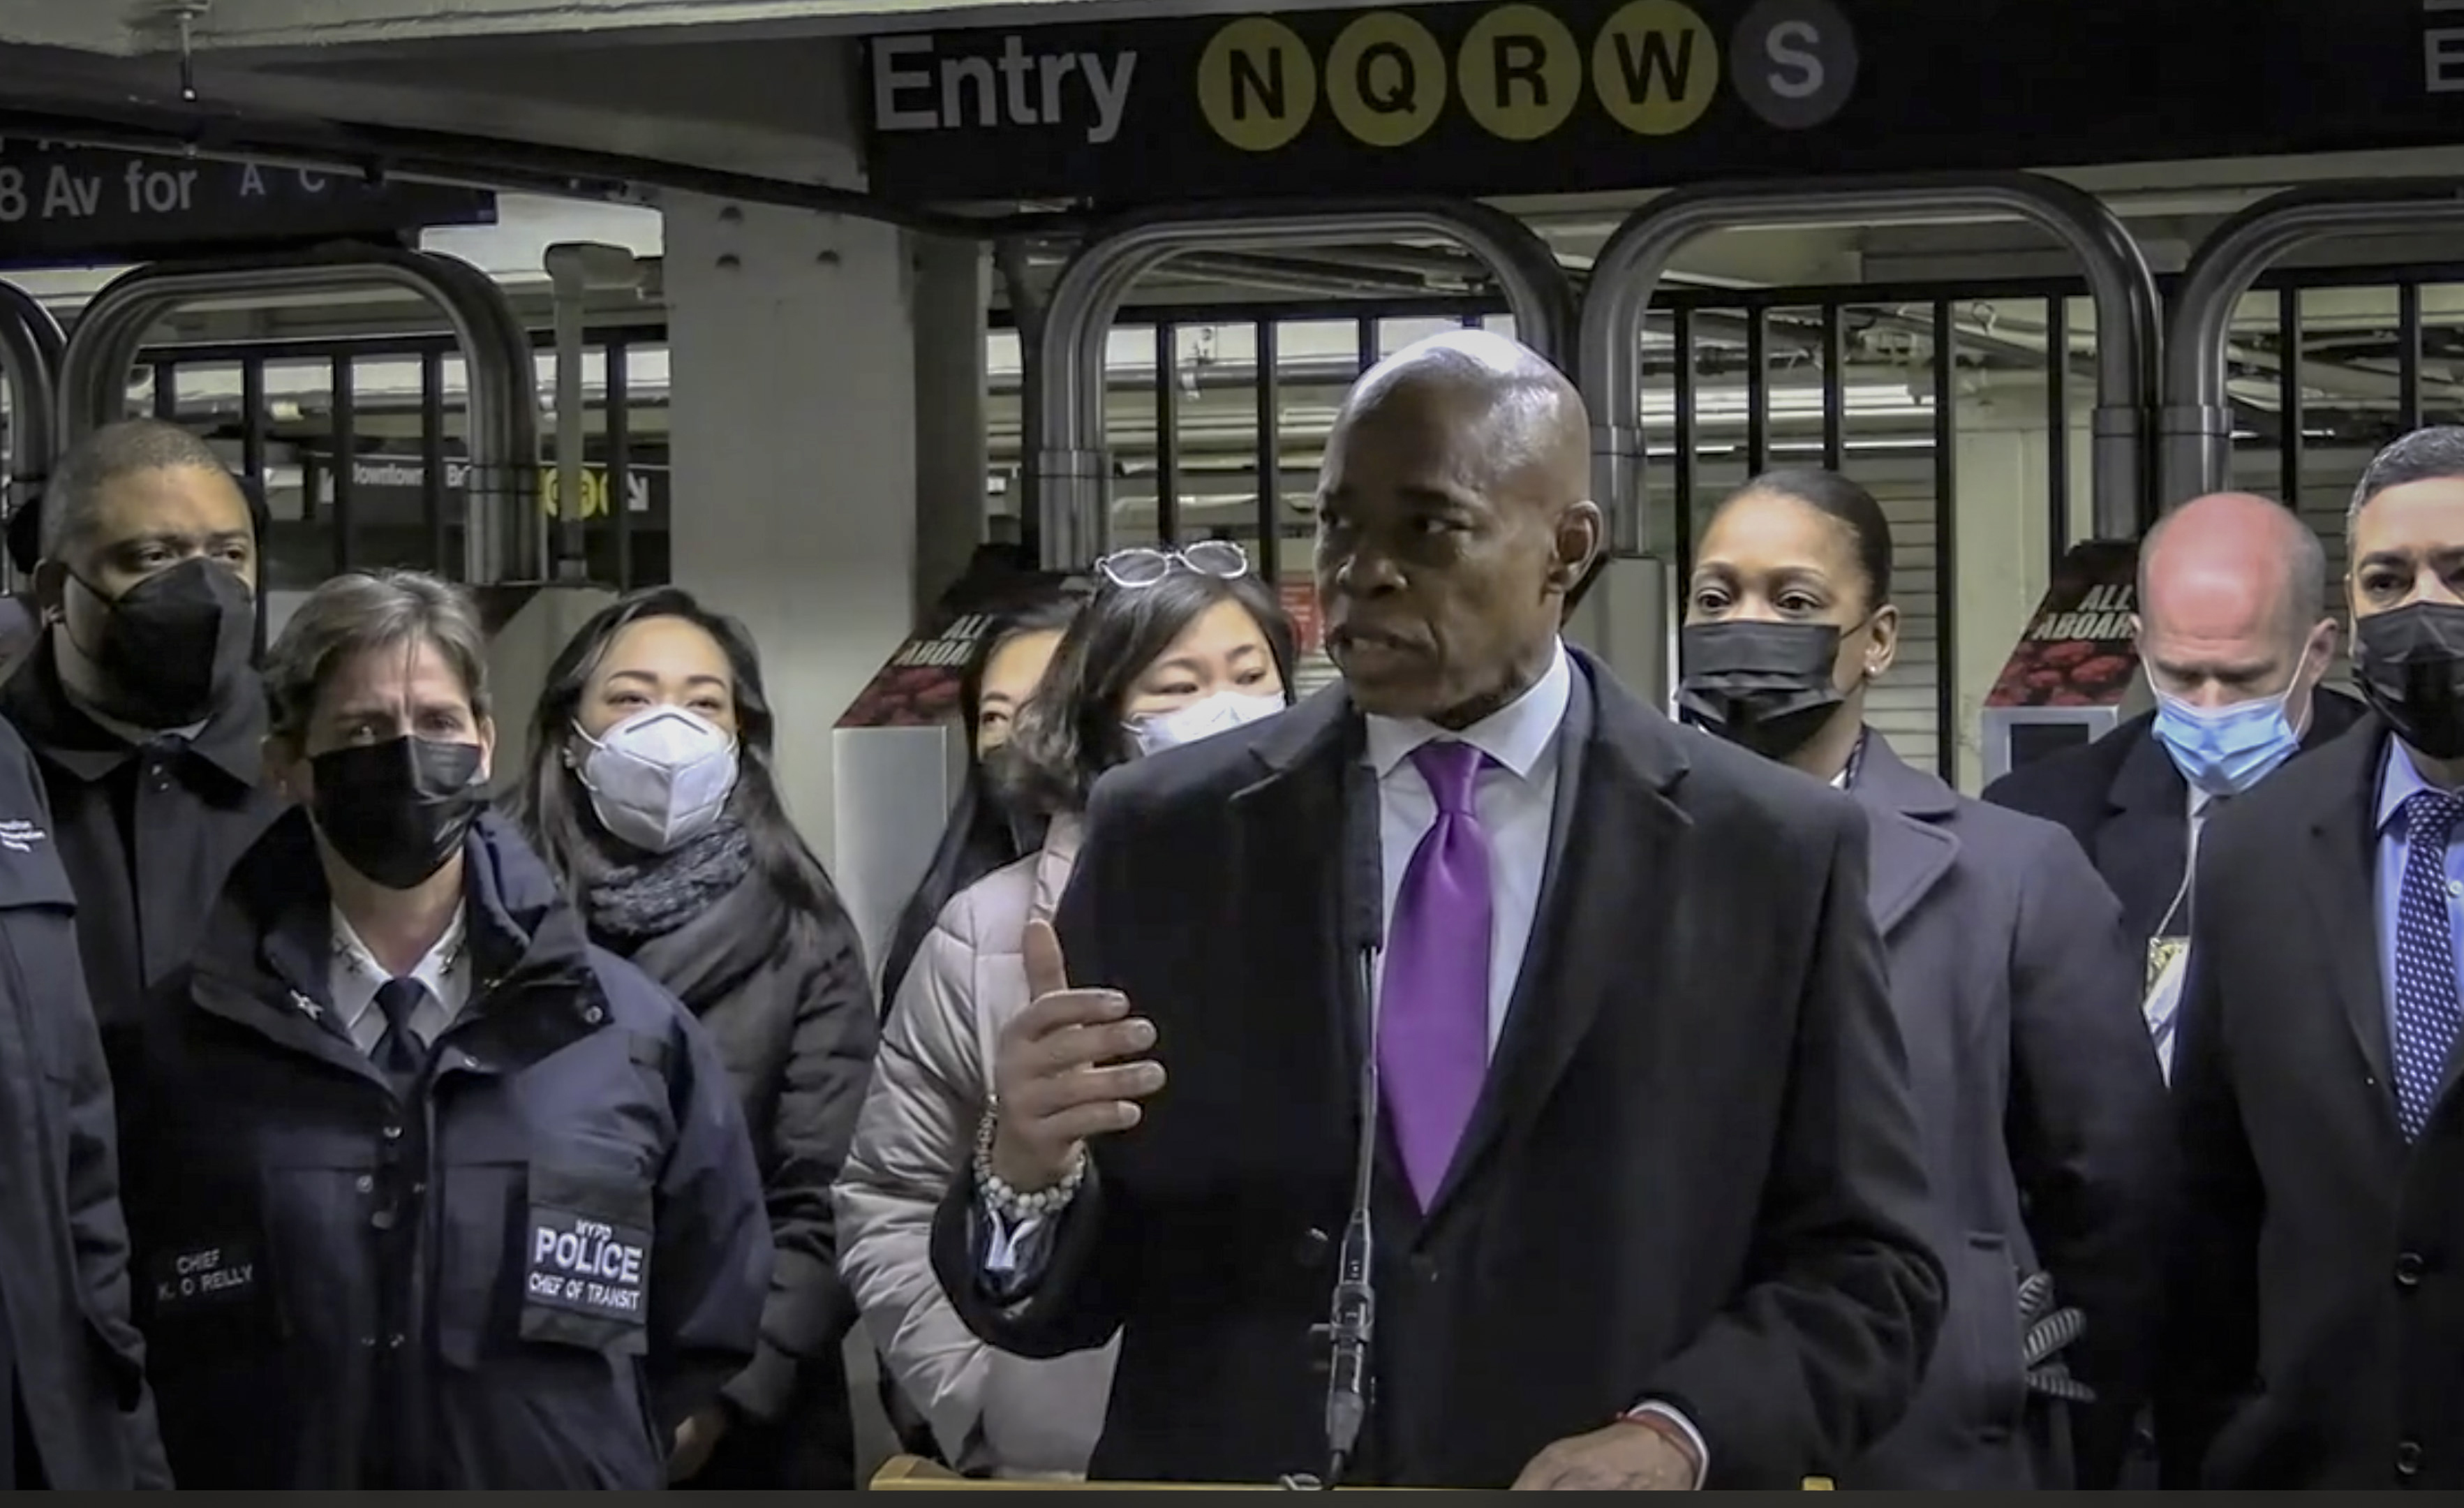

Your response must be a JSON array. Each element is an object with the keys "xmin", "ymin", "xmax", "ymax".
[
  {"xmin": 57, "ymin": 248, "xmax": 545, "ymax": 589},
  {"xmin": 113, "ymin": 322, "xmax": 669, "ymax": 599},
  {"xmin": 992, "ymin": 272, "xmax": 2097, "ymax": 776},
  {"xmin": 0, "ymin": 279, "xmax": 63, "ymax": 591},
  {"xmin": 1020, "ymin": 199, "xmax": 1576, "ymax": 570}
]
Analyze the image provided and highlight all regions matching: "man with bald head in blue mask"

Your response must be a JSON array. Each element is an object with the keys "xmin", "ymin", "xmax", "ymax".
[{"xmin": 1987, "ymin": 491, "xmax": 2365, "ymax": 1076}]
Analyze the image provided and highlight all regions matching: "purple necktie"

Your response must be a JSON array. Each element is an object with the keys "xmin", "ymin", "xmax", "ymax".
[{"xmin": 1379, "ymin": 740, "xmax": 1494, "ymax": 1209}]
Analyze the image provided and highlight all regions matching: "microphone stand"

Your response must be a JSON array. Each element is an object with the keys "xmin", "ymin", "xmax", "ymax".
[
  {"xmin": 1287, "ymin": 947, "xmax": 1380, "ymax": 1492},
  {"xmin": 1292, "ymin": 758, "xmax": 1386, "ymax": 1491},
  {"xmin": 1321, "ymin": 945, "xmax": 1381, "ymax": 1486}
]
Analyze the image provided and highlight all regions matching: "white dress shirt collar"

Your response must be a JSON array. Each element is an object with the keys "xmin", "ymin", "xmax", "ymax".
[
  {"xmin": 1363, "ymin": 637, "xmax": 1573, "ymax": 780},
  {"xmin": 330, "ymin": 902, "xmax": 471, "ymax": 1053}
]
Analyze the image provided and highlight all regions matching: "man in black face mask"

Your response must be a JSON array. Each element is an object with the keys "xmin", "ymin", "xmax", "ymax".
[
  {"xmin": 2, "ymin": 418, "xmax": 283, "ymax": 1033},
  {"xmin": 2161, "ymin": 424, "xmax": 2464, "ymax": 1491}
]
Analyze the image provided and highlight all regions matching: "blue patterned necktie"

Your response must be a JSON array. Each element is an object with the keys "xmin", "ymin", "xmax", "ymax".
[
  {"xmin": 2390, "ymin": 788, "xmax": 2464, "ymax": 1141},
  {"xmin": 372, "ymin": 976, "xmax": 429, "ymax": 1085}
]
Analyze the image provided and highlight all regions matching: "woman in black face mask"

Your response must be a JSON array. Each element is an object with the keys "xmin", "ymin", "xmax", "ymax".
[
  {"xmin": 876, "ymin": 594, "xmax": 1084, "ymax": 1017},
  {"xmin": 104, "ymin": 568, "xmax": 775, "ymax": 1491},
  {"xmin": 1678, "ymin": 470, "xmax": 2170, "ymax": 1491}
]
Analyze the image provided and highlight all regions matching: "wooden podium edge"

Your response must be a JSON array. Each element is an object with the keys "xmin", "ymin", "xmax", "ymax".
[{"xmin": 868, "ymin": 1455, "xmax": 1836, "ymax": 1491}]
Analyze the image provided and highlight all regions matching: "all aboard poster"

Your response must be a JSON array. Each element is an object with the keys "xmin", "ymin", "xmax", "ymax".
[
  {"xmin": 1984, "ymin": 539, "xmax": 2139, "ymax": 709},
  {"xmin": 838, "ymin": 562, "xmax": 1085, "ymax": 729}
]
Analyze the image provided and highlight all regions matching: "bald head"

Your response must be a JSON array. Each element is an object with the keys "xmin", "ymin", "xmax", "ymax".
[
  {"xmin": 1340, "ymin": 330, "xmax": 1591, "ymax": 508},
  {"xmin": 2136, "ymin": 490, "xmax": 2333, "ymax": 711},
  {"xmin": 1314, "ymin": 330, "xmax": 1601, "ymax": 726}
]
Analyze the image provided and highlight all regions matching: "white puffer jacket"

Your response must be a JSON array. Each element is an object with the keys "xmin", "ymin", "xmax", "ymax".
[{"xmin": 834, "ymin": 817, "xmax": 1118, "ymax": 1478}]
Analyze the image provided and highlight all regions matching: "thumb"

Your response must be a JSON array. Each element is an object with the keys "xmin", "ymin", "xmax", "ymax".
[{"xmin": 1022, "ymin": 917, "xmax": 1071, "ymax": 1002}]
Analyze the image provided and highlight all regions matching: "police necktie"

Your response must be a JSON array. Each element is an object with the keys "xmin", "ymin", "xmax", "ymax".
[
  {"xmin": 2390, "ymin": 788, "xmax": 2464, "ymax": 1140},
  {"xmin": 372, "ymin": 976, "xmax": 429, "ymax": 1085},
  {"xmin": 1379, "ymin": 740, "xmax": 1494, "ymax": 1210}
]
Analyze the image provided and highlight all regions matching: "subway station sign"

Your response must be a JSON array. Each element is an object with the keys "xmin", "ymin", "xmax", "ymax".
[
  {"xmin": 0, "ymin": 140, "xmax": 494, "ymax": 265},
  {"xmin": 865, "ymin": 0, "xmax": 2464, "ymax": 203},
  {"xmin": 315, "ymin": 454, "xmax": 671, "ymax": 528}
]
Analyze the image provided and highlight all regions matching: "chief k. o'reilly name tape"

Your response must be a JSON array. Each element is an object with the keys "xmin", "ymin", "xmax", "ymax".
[{"xmin": 151, "ymin": 1242, "xmax": 259, "ymax": 1315}]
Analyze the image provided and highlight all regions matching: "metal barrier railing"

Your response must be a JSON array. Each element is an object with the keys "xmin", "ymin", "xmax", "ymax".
[
  {"xmin": 120, "ymin": 322, "xmax": 666, "ymax": 592},
  {"xmin": 1581, "ymin": 171, "xmax": 2162, "ymax": 561},
  {"xmin": 58, "ymin": 246, "xmax": 544, "ymax": 584},
  {"xmin": 1032, "ymin": 200, "xmax": 1577, "ymax": 569},
  {"xmin": 0, "ymin": 278, "xmax": 63, "ymax": 581},
  {"xmin": 2162, "ymin": 180, "xmax": 2464, "ymax": 508}
]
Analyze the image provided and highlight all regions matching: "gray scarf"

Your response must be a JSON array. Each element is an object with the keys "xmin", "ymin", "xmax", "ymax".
[{"xmin": 584, "ymin": 818, "xmax": 755, "ymax": 947}]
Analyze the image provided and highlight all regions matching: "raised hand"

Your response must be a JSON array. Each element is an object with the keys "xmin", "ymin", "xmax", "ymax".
[{"xmin": 986, "ymin": 919, "xmax": 1168, "ymax": 1192}]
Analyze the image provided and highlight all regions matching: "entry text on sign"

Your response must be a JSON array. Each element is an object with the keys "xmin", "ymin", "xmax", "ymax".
[
  {"xmin": 2426, "ymin": 0, "xmax": 2464, "ymax": 90},
  {"xmin": 866, "ymin": 0, "xmax": 1855, "ymax": 152},
  {"xmin": 873, "ymin": 34, "xmax": 1139, "ymax": 144}
]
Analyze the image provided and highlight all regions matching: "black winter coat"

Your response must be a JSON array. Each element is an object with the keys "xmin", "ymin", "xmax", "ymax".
[
  {"xmin": 107, "ymin": 811, "xmax": 773, "ymax": 1489},
  {"xmin": 610, "ymin": 871, "xmax": 877, "ymax": 1488}
]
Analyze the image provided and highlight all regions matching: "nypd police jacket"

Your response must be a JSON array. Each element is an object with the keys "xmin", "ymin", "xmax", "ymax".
[{"xmin": 105, "ymin": 810, "xmax": 773, "ymax": 1489}]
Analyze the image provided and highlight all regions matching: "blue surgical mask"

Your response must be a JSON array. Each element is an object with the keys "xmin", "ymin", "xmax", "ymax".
[{"xmin": 2151, "ymin": 682, "xmax": 2303, "ymax": 797}]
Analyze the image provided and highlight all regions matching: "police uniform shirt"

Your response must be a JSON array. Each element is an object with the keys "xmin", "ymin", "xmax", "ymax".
[
  {"xmin": 68, "ymin": 696, "xmax": 204, "ymax": 753},
  {"xmin": 0, "ymin": 647, "xmax": 281, "ymax": 1037},
  {"xmin": 329, "ymin": 905, "xmax": 469, "ymax": 1055}
]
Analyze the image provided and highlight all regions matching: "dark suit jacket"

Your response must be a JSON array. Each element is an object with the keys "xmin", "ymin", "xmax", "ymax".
[
  {"xmin": 2161, "ymin": 714, "xmax": 2464, "ymax": 1489},
  {"xmin": 0, "ymin": 718, "xmax": 167, "ymax": 1488},
  {"xmin": 1981, "ymin": 690, "xmax": 2366, "ymax": 947},
  {"xmin": 930, "ymin": 649, "xmax": 1946, "ymax": 1488},
  {"xmin": 1843, "ymin": 735, "xmax": 2169, "ymax": 1491}
]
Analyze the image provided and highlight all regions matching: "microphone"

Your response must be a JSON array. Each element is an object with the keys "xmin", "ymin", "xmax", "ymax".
[{"xmin": 1319, "ymin": 756, "xmax": 1385, "ymax": 1487}]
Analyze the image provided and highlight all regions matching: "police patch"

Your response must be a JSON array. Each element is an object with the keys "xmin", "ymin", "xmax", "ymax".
[
  {"xmin": 524, "ymin": 1206, "xmax": 649, "ymax": 1322},
  {"xmin": 517, "ymin": 1162, "xmax": 654, "ymax": 1350}
]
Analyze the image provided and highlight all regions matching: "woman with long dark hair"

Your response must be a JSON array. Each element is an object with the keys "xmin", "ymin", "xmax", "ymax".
[
  {"xmin": 876, "ymin": 593, "xmax": 1082, "ymax": 1015},
  {"xmin": 836, "ymin": 541, "xmax": 1297, "ymax": 1479},
  {"xmin": 507, "ymin": 586, "xmax": 877, "ymax": 1490}
]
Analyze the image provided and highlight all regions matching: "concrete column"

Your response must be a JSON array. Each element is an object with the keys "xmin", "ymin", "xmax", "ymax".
[
  {"xmin": 1948, "ymin": 383, "xmax": 2093, "ymax": 791},
  {"xmin": 908, "ymin": 232, "xmax": 990, "ymax": 620},
  {"xmin": 663, "ymin": 193, "xmax": 918, "ymax": 871},
  {"xmin": 1562, "ymin": 559, "xmax": 1677, "ymax": 715}
]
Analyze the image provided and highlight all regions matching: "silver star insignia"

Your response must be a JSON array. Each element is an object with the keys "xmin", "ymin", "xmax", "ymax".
[{"xmin": 290, "ymin": 992, "xmax": 323, "ymax": 1021}]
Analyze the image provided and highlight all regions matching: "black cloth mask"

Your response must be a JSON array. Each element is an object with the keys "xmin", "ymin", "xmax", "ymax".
[
  {"xmin": 1677, "ymin": 621, "xmax": 1848, "ymax": 760},
  {"xmin": 309, "ymin": 736, "xmax": 487, "ymax": 891},
  {"xmin": 2355, "ymin": 601, "xmax": 2464, "ymax": 760},
  {"xmin": 977, "ymin": 743, "xmax": 1051, "ymax": 850},
  {"xmin": 70, "ymin": 558, "xmax": 254, "ymax": 727}
]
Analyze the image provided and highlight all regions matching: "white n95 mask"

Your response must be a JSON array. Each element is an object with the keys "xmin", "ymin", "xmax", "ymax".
[
  {"xmin": 575, "ymin": 707, "xmax": 741, "ymax": 854},
  {"xmin": 1127, "ymin": 689, "xmax": 1284, "ymax": 756}
]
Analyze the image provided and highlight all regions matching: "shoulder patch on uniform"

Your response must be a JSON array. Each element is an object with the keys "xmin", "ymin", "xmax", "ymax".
[{"xmin": 0, "ymin": 817, "xmax": 47, "ymax": 852}]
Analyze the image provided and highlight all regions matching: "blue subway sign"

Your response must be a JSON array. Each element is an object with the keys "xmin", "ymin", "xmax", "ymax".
[{"xmin": 0, "ymin": 140, "xmax": 495, "ymax": 265}]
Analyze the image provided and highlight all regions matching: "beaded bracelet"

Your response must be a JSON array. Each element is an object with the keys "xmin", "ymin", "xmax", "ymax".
[{"xmin": 973, "ymin": 1102, "xmax": 1086, "ymax": 1221}]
